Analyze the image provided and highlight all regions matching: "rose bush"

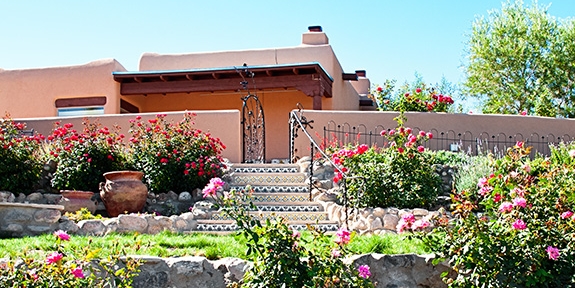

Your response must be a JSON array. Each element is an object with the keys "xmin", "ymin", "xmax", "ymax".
[
  {"xmin": 0, "ymin": 115, "xmax": 44, "ymax": 194},
  {"xmin": 203, "ymin": 178, "xmax": 374, "ymax": 288},
  {"xmin": 428, "ymin": 142, "xmax": 575, "ymax": 287},
  {"xmin": 332, "ymin": 113, "xmax": 442, "ymax": 209},
  {"xmin": 0, "ymin": 230, "xmax": 141, "ymax": 287},
  {"xmin": 372, "ymin": 80, "xmax": 454, "ymax": 112},
  {"xmin": 45, "ymin": 119, "xmax": 127, "ymax": 193},
  {"xmin": 127, "ymin": 112, "xmax": 226, "ymax": 193}
]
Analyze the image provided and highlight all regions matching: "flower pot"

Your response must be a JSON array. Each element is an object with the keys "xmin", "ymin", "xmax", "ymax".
[
  {"xmin": 59, "ymin": 190, "xmax": 97, "ymax": 214},
  {"xmin": 99, "ymin": 171, "xmax": 148, "ymax": 217}
]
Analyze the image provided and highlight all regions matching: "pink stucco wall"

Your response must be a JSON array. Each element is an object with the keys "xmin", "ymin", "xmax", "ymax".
[
  {"xmin": 292, "ymin": 110, "xmax": 575, "ymax": 159},
  {"xmin": 16, "ymin": 110, "xmax": 242, "ymax": 163}
]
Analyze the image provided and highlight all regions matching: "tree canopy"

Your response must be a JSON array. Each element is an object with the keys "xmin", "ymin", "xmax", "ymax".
[{"xmin": 463, "ymin": 0, "xmax": 575, "ymax": 117}]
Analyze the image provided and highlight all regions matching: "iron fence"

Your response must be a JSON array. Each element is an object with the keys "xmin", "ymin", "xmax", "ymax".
[{"xmin": 323, "ymin": 121, "xmax": 574, "ymax": 157}]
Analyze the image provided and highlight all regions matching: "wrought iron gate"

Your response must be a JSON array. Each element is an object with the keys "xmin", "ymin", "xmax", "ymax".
[{"xmin": 241, "ymin": 94, "xmax": 265, "ymax": 163}]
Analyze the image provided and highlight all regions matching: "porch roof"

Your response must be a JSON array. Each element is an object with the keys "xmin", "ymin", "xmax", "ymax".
[{"xmin": 112, "ymin": 62, "xmax": 334, "ymax": 99}]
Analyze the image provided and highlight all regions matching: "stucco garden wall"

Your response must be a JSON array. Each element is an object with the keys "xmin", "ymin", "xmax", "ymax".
[
  {"xmin": 292, "ymin": 110, "xmax": 575, "ymax": 160},
  {"xmin": 16, "ymin": 110, "xmax": 242, "ymax": 163}
]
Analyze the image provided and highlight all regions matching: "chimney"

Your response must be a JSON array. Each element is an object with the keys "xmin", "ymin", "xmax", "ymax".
[{"xmin": 302, "ymin": 25, "xmax": 329, "ymax": 45}]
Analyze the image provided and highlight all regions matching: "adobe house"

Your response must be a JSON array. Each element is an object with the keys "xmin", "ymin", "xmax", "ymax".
[{"xmin": 0, "ymin": 26, "xmax": 372, "ymax": 163}]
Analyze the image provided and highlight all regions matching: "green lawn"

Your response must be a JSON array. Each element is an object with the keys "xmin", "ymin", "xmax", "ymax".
[{"xmin": 0, "ymin": 230, "xmax": 432, "ymax": 261}]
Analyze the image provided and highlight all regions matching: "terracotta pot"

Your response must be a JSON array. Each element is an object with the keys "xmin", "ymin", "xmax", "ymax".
[
  {"xmin": 59, "ymin": 190, "xmax": 97, "ymax": 214},
  {"xmin": 99, "ymin": 171, "xmax": 148, "ymax": 217}
]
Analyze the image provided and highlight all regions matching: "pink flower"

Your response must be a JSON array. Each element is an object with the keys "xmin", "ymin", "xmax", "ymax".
[
  {"xmin": 512, "ymin": 197, "xmax": 527, "ymax": 208},
  {"xmin": 493, "ymin": 193, "xmax": 502, "ymax": 203},
  {"xmin": 46, "ymin": 252, "xmax": 63, "ymax": 265},
  {"xmin": 512, "ymin": 219, "xmax": 527, "ymax": 230},
  {"xmin": 546, "ymin": 246, "xmax": 560, "ymax": 260},
  {"xmin": 426, "ymin": 132, "xmax": 433, "ymax": 139},
  {"xmin": 71, "ymin": 267, "xmax": 85, "ymax": 278},
  {"xmin": 477, "ymin": 177, "xmax": 488, "ymax": 188},
  {"xmin": 331, "ymin": 248, "xmax": 341, "ymax": 258},
  {"xmin": 498, "ymin": 202, "xmax": 513, "ymax": 213},
  {"xmin": 335, "ymin": 227, "xmax": 351, "ymax": 245},
  {"xmin": 569, "ymin": 150, "xmax": 575, "ymax": 158},
  {"xmin": 417, "ymin": 146, "xmax": 425, "ymax": 153},
  {"xmin": 380, "ymin": 130, "xmax": 387, "ymax": 136},
  {"xmin": 412, "ymin": 219, "xmax": 430, "ymax": 231},
  {"xmin": 397, "ymin": 147, "xmax": 404, "ymax": 153},
  {"xmin": 521, "ymin": 110, "xmax": 527, "ymax": 116},
  {"xmin": 54, "ymin": 230, "xmax": 70, "ymax": 241},
  {"xmin": 561, "ymin": 211, "xmax": 573, "ymax": 219},
  {"xmin": 419, "ymin": 131, "xmax": 426, "ymax": 137},
  {"xmin": 516, "ymin": 141, "xmax": 524, "ymax": 148},
  {"xmin": 479, "ymin": 186, "xmax": 493, "ymax": 196},
  {"xmin": 202, "ymin": 177, "xmax": 225, "ymax": 198},
  {"xmin": 292, "ymin": 230, "xmax": 301, "ymax": 239},
  {"xmin": 160, "ymin": 158, "xmax": 169, "ymax": 164},
  {"xmin": 357, "ymin": 265, "xmax": 371, "ymax": 278}
]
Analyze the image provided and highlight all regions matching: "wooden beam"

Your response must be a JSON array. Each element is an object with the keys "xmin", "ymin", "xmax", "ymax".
[
  {"xmin": 119, "ymin": 74, "xmax": 333, "ymax": 98},
  {"xmin": 55, "ymin": 96, "xmax": 107, "ymax": 108}
]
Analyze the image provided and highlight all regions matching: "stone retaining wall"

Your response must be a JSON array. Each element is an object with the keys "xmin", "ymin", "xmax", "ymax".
[
  {"xmin": 0, "ymin": 202, "xmax": 64, "ymax": 238},
  {"xmin": 129, "ymin": 253, "xmax": 451, "ymax": 288}
]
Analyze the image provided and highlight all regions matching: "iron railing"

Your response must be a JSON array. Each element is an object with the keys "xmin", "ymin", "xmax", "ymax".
[
  {"xmin": 323, "ymin": 121, "xmax": 573, "ymax": 157},
  {"xmin": 289, "ymin": 105, "xmax": 354, "ymax": 227}
]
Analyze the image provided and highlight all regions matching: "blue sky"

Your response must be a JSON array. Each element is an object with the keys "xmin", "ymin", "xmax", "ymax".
[{"xmin": 1, "ymin": 0, "xmax": 573, "ymax": 90}]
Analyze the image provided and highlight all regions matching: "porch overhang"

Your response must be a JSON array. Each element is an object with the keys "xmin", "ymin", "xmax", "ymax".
[{"xmin": 113, "ymin": 62, "xmax": 334, "ymax": 110}]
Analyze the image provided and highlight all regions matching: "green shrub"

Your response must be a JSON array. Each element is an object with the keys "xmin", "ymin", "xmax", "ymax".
[
  {"xmin": 127, "ymin": 112, "xmax": 226, "ymax": 193},
  {"xmin": 0, "ymin": 115, "xmax": 43, "ymax": 194},
  {"xmin": 45, "ymin": 119, "xmax": 127, "ymax": 193},
  {"xmin": 333, "ymin": 113, "xmax": 442, "ymax": 209},
  {"xmin": 428, "ymin": 142, "xmax": 575, "ymax": 287}
]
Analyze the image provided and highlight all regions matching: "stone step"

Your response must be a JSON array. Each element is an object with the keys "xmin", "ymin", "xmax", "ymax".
[
  {"xmin": 196, "ymin": 220, "xmax": 339, "ymax": 233},
  {"xmin": 230, "ymin": 185, "xmax": 309, "ymax": 193},
  {"xmin": 210, "ymin": 211, "xmax": 330, "ymax": 222},
  {"xmin": 230, "ymin": 173, "xmax": 306, "ymax": 186},
  {"xmin": 251, "ymin": 193, "xmax": 311, "ymax": 203},
  {"xmin": 230, "ymin": 163, "xmax": 299, "ymax": 174}
]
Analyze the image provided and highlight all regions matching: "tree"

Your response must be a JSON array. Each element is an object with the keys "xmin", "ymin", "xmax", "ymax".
[{"xmin": 463, "ymin": 0, "xmax": 575, "ymax": 117}]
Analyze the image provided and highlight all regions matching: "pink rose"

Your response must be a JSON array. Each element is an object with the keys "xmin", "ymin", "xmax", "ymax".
[
  {"xmin": 546, "ymin": 246, "xmax": 560, "ymax": 260},
  {"xmin": 512, "ymin": 219, "xmax": 527, "ymax": 230},
  {"xmin": 498, "ymin": 202, "xmax": 513, "ymax": 213},
  {"xmin": 46, "ymin": 252, "xmax": 63, "ymax": 265},
  {"xmin": 54, "ymin": 230, "xmax": 70, "ymax": 241},
  {"xmin": 512, "ymin": 197, "xmax": 527, "ymax": 208},
  {"xmin": 335, "ymin": 227, "xmax": 351, "ymax": 245},
  {"xmin": 561, "ymin": 211, "xmax": 573, "ymax": 219}
]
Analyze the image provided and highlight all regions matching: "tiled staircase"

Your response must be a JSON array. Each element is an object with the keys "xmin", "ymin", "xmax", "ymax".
[{"xmin": 195, "ymin": 163, "xmax": 340, "ymax": 233}]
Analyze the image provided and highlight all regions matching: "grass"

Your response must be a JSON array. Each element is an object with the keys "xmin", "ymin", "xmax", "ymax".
[{"xmin": 0, "ymin": 230, "xmax": 431, "ymax": 261}]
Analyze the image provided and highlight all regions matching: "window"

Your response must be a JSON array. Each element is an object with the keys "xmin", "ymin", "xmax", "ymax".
[
  {"xmin": 55, "ymin": 96, "xmax": 107, "ymax": 116},
  {"xmin": 57, "ymin": 106, "xmax": 105, "ymax": 117}
]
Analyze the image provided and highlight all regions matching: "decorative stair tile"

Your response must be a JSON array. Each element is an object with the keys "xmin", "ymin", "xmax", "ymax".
[
  {"xmin": 230, "ymin": 185, "xmax": 309, "ymax": 193},
  {"xmin": 251, "ymin": 193, "xmax": 310, "ymax": 203},
  {"xmin": 195, "ymin": 163, "xmax": 340, "ymax": 234},
  {"xmin": 231, "ymin": 173, "xmax": 306, "ymax": 185}
]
